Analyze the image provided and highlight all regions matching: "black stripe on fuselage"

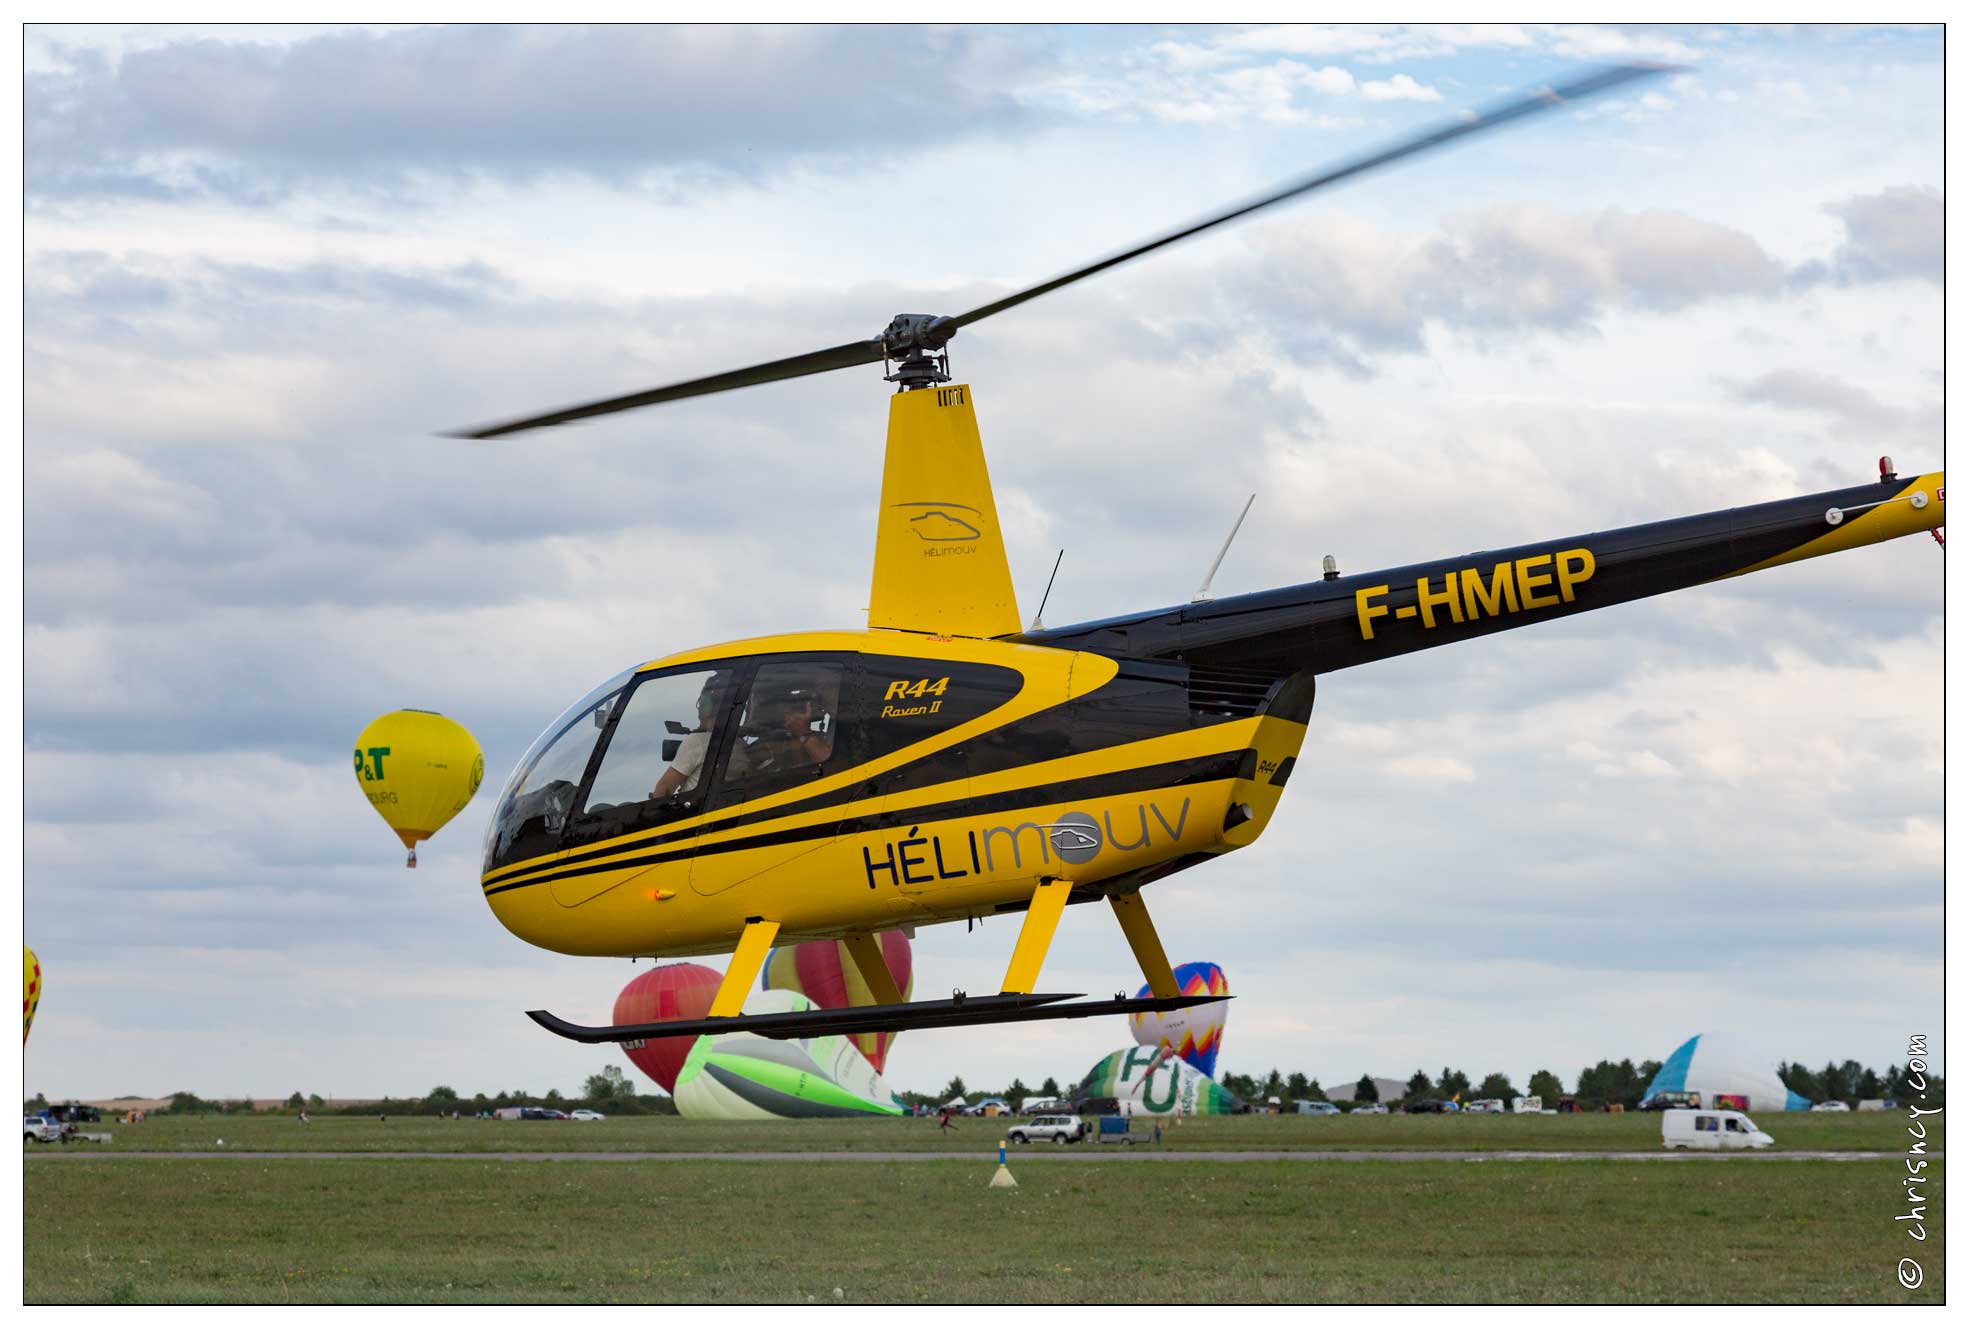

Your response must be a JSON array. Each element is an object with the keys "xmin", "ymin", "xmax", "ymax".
[
  {"xmin": 483, "ymin": 747, "xmax": 1253, "ymax": 898},
  {"xmin": 482, "ymin": 678, "xmax": 1242, "ymax": 889}
]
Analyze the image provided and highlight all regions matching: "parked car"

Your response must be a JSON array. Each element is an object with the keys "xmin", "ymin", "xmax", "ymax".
[
  {"xmin": 966, "ymin": 1097, "xmax": 1011, "ymax": 1117},
  {"xmin": 1296, "ymin": 1100, "xmax": 1342, "ymax": 1115},
  {"xmin": 568, "ymin": 1109, "xmax": 606, "ymax": 1121},
  {"xmin": 1640, "ymin": 1091, "xmax": 1700, "ymax": 1111},
  {"xmin": 1661, "ymin": 1108, "xmax": 1773, "ymax": 1150},
  {"xmin": 24, "ymin": 1114, "xmax": 65, "ymax": 1143},
  {"xmin": 517, "ymin": 1107, "xmax": 568, "ymax": 1120},
  {"xmin": 1006, "ymin": 1114, "xmax": 1085, "ymax": 1144},
  {"xmin": 50, "ymin": 1103, "xmax": 102, "ymax": 1124},
  {"xmin": 1810, "ymin": 1101, "xmax": 1850, "ymax": 1112},
  {"xmin": 1019, "ymin": 1098, "xmax": 1067, "ymax": 1114},
  {"xmin": 1404, "ymin": 1099, "xmax": 1453, "ymax": 1114},
  {"xmin": 1463, "ymin": 1098, "xmax": 1506, "ymax": 1114},
  {"xmin": 1352, "ymin": 1102, "xmax": 1389, "ymax": 1115},
  {"xmin": 1510, "ymin": 1096, "xmax": 1544, "ymax": 1113}
]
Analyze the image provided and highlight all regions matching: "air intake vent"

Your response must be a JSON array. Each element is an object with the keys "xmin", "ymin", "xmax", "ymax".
[{"xmin": 1186, "ymin": 667, "xmax": 1276, "ymax": 720}]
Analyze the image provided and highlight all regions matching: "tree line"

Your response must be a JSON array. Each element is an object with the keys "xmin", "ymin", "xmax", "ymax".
[
  {"xmin": 30, "ymin": 1055, "xmax": 1942, "ymax": 1118},
  {"xmin": 1205, "ymin": 1057, "xmax": 1943, "ymax": 1110},
  {"xmin": 27, "ymin": 1066, "xmax": 679, "ymax": 1118}
]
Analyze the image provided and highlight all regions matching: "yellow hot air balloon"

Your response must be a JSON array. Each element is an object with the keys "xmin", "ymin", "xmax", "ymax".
[
  {"xmin": 25, "ymin": 945, "xmax": 42, "ymax": 1043},
  {"xmin": 354, "ymin": 710, "xmax": 484, "ymax": 867}
]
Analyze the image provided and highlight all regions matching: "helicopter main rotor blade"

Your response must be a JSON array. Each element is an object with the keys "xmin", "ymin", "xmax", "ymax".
[
  {"xmin": 446, "ymin": 63, "xmax": 1669, "ymax": 438},
  {"xmin": 940, "ymin": 62, "xmax": 1670, "ymax": 335},
  {"xmin": 446, "ymin": 336, "xmax": 887, "ymax": 439}
]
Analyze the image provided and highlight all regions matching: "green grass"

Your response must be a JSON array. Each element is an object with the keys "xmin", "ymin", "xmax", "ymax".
[
  {"xmin": 25, "ymin": 1156, "xmax": 1943, "ymax": 1303},
  {"xmin": 47, "ymin": 1107, "xmax": 1922, "ymax": 1155}
]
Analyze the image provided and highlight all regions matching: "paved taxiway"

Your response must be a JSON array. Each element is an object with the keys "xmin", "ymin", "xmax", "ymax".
[{"xmin": 24, "ymin": 1149, "xmax": 1915, "ymax": 1163}]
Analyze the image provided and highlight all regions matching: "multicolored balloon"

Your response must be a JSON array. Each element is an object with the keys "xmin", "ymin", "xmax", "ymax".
[
  {"xmin": 674, "ymin": 991, "xmax": 904, "ymax": 1120},
  {"xmin": 614, "ymin": 963, "xmax": 723, "ymax": 1094},
  {"xmin": 25, "ymin": 946, "xmax": 42, "ymax": 1044},
  {"xmin": 1128, "ymin": 960, "xmax": 1229, "ymax": 1078},
  {"xmin": 761, "ymin": 932, "xmax": 913, "ymax": 1073},
  {"xmin": 354, "ymin": 710, "xmax": 484, "ymax": 867}
]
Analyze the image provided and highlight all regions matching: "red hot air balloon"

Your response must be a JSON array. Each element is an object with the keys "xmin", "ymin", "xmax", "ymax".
[
  {"xmin": 761, "ymin": 932, "xmax": 913, "ymax": 1074},
  {"xmin": 613, "ymin": 963, "xmax": 722, "ymax": 1094}
]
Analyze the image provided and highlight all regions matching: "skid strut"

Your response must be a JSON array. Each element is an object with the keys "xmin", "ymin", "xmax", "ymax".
[{"xmin": 528, "ymin": 886, "xmax": 1217, "ymax": 1044}]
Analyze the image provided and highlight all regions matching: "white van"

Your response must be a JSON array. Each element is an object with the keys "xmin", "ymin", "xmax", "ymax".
[
  {"xmin": 1661, "ymin": 1108, "xmax": 1773, "ymax": 1151},
  {"xmin": 1510, "ymin": 1096, "xmax": 1543, "ymax": 1113}
]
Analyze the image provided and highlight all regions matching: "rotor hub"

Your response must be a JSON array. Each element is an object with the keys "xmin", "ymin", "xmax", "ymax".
[{"xmin": 879, "ymin": 314, "xmax": 955, "ymax": 390}]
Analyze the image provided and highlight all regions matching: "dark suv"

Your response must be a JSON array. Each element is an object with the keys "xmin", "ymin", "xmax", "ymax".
[{"xmin": 1403, "ymin": 1099, "xmax": 1453, "ymax": 1114}]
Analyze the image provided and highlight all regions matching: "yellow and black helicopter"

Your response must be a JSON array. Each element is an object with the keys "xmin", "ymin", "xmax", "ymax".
[{"xmin": 453, "ymin": 66, "xmax": 1943, "ymax": 1046}]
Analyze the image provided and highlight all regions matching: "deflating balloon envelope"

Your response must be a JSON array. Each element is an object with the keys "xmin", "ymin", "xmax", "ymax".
[
  {"xmin": 760, "ymin": 932, "xmax": 914, "ymax": 1074},
  {"xmin": 354, "ymin": 710, "xmax": 485, "ymax": 866},
  {"xmin": 1076, "ymin": 1044, "xmax": 1242, "ymax": 1116},
  {"xmin": 673, "ymin": 990, "xmax": 904, "ymax": 1120}
]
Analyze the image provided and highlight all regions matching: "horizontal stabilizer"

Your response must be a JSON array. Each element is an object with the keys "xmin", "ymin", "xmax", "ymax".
[{"xmin": 528, "ymin": 990, "xmax": 1229, "ymax": 1045}]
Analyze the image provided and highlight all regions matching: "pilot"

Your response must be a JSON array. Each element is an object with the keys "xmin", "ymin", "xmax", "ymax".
[
  {"xmin": 650, "ymin": 675, "xmax": 729, "ymax": 802},
  {"xmin": 744, "ymin": 682, "xmax": 834, "ymax": 775}
]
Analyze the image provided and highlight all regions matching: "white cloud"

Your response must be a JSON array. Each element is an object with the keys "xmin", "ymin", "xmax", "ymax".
[
  {"xmin": 1361, "ymin": 73, "xmax": 1441, "ymax": 103},
  {"xmin": 1385, "ymin": 754, "xmax": 1476, "ymax": 783}
]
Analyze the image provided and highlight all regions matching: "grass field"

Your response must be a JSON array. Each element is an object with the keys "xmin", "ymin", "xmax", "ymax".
[
  {"xmin": 24, "ymin": 1154, "xmax": 1943, "ymax": 1303},
  {"xmin": 36, "ymin": 1107, "xmax": 1924, "ymax": 1155}
]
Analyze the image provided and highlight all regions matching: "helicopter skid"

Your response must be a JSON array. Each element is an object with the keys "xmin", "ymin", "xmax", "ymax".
[{"xmin": 527, "ymin": 990, "xmax": 1227, "ymax": 1045}]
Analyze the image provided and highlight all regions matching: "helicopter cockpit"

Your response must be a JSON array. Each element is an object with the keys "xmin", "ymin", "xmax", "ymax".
[{"xmin": 483, "ymin": 658, "xmax": 855, "ymax": 874}]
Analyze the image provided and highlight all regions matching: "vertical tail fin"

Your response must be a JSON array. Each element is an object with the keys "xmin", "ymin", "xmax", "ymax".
[{"xmin": 867, "ymin": 384, "xmax": 1022, "ymax": 637}]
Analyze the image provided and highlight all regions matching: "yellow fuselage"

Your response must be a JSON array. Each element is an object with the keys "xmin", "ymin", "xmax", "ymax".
[{"xmin": 480, "ymin": 630, "xmax": 1305, "ymax": 957}]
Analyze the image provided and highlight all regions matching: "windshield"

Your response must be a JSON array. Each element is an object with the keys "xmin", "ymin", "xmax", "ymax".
[{"xmin": 482, "ymin": 667, "xmax": 634, "ymax": 872}]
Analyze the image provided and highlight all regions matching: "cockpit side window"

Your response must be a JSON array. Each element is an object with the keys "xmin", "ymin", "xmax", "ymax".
[
  {"xmin": 714, "ymin": 658, "xmax": 849, "ymax": 805},
  {"xmin": 570, "ymin": 667, "xmax": 738, "ymax": 841}
]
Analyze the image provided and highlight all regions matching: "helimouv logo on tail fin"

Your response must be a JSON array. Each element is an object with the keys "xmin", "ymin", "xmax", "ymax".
[{"xmin": 894, "ymin": 501, "xmax": 984, "ymax": 544}]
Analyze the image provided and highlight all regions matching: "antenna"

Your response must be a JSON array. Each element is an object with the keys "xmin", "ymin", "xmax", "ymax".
[
  {"xmin": 1028, "ymin": 549, "xmax": 1065, "ymax": 632},
  {"xmin": 1193, "ymin": 494, "xmax": 1256, "ymax": 603}
]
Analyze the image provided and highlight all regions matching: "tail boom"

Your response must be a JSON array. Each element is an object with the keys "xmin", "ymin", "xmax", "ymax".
[{"xmin": 1023, "ymin": 470, "xmax": 1942, "ymax": 675}]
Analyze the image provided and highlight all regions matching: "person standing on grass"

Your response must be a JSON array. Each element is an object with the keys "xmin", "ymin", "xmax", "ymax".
[
  {"xmin": 938, "ymin": 1108, "xmax": 955, "ymax": 1133},
  {"xmin": 1153, "ymin": 1121, "xmax": 1162, "ymax": 1148}
]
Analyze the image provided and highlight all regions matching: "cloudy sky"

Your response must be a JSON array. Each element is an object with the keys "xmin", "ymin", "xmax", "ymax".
[{"xmin": 19, "ymin": 23, "xmax": 1946, "ymax": 1101}]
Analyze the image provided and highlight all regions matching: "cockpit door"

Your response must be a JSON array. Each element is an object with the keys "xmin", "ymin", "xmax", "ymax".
[
  {"xmin": 688, "ymin": 654, "xmax": 855, "ymax": 898},
  {"xmin": 550, "ymin": 665, "xmax": 741, "ymax": 908}
]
